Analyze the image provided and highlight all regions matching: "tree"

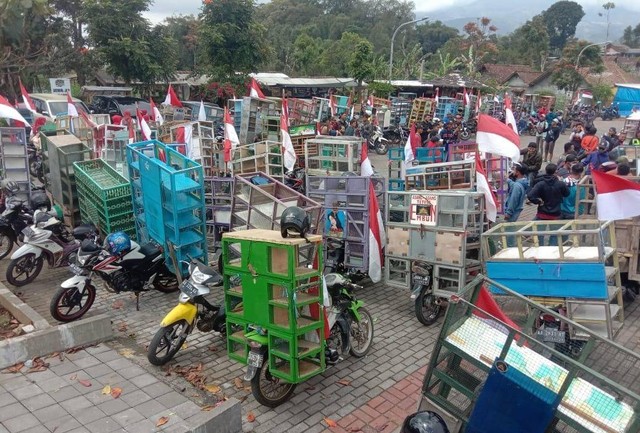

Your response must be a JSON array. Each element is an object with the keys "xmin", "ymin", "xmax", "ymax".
[
  {"xmin": 200, "ymin": 0, "xmax": 269, "ymax": 78},
  {"xmin": 591, "ymin": 82, "xmax": 614, "ymax": 105},
  {"xmin": 415, "ymin": 20, "xmax": 459, "ymax": 55},
  {"xmin": 291, "ymin": 33, "xmax": 324, "ymax": 76},
  {"xmin": 497, "ymin": 16, "xmax": 550, "ymax": 71},
  {"xmin": 552, "ymin": 39, "xmax": 604, "ymax": 92},
  {"xmin": 321, "ymin": 32, "xmax": 371, "ymax": 77},
  {"xmin": 349, "ymin": 40, "xmax": 375, "ymax": 85},
  {"xmin": 162, "ymin": 15, "xmax": 201, "ymax": 72},
  {"xmin": 425, "ymin": 51, "xmax": 462, "ymax": 78},
  {"xmin": 600, "ymin": 2, "xmax": 615, "ymax": 41},
  {"xmin": 541, "ymin": 1, "xmax": 585, "ymax": 52},
  {"xmin": 621, "ymin": 24, "xmax": 640, "ymax": 48}
]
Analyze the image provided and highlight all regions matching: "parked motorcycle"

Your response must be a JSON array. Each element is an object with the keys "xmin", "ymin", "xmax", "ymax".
[
  {"xmin": 284, "ymin": 167, "xmax": 306, "ymax": 194},
  {"xmin": 601, "ymin": 104, "xmax": 620, "ymax": 121},
  {"xmin": 368, "ymin": 125, "xmax": 389, "ymax": 155},
  {"xmin": 6, "ymin": 209, "xmax": 97, "ymax": 287},
  {"xmin": 458, "ymin": 120, "xmax": 477, "ymax": 140},
  {"xmin": 410, "ymin": 261, "xmax": 443, "ymax": 326},
  {"xmin": 534, "ymin": 305, "xmax": 585, "ymax": 361},
  {"xmin": 49, "ymin": 232, "xmax": 179, "ymax": 322},
  {"xmin": 383, "ymin": 124, "xmax": 409, "ymax": 147},
  {"xmin": 244, "ymin": 272, "xmax": 374, "ymax": 407},
  {"xmin": 0, "ymin": 195, "xmax": 33, "ymax": 260},
  {"xmin": 147, "ymin": 260, "xmax": 224, "ymax": 365},
  {"xmin": 27, "ymin": 142, "xmax": 44, "ymax": 184}
]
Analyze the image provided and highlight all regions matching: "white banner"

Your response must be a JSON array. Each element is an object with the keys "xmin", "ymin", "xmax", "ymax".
[{"xmin": 49, "ymin": 78, "xmax": 71, "ymax": 94}]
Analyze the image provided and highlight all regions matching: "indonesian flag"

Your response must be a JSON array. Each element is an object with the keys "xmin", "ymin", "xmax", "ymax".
[
  {"xmin": 434, "ymin": 88, "xmax": 439, "ymax": 106},
  {"xmin": 223, "ymin": 107, "xmax": 239, "ymax": 163},
  {"xmin": 504, "ymin": 95, "xmax": 518, "ymax": 136},
  {"xmin": 475, "ymin": 151, "xmax": 497, "ymax": 222},
  {"xmin": 197, "ymin": 100, "xmax": 207, "ymax": 121},
  {"xmin": 361, "ymin": 145, "xmax": 386, "ymax": 283},
  {"xmin": 404, "ymin": 123, "xmax": 417, "ymax": 164},
  {"xmin": 19, "ymin": 79, "xmax": 36, "ymax": 113},
  {"xmin": 281, "ymin": 99, "xmax": 296, "ymax": 172},
  {"xmin": 0, "ymin": 95, "xmax": 30, "ymax": 125},
  {"xmin": 249, "ymin": 77, "xmax": 266, "ymax": 99},
  {"xmin": 79, "ymin": 110, "xmax": 98, "ymax": 129},
  {"xmin": 463, "ymin": 87, "xmax": 470, "ymax": 106},
  {"xmin": 67, "ymin": 91, "xmax": 78, "ymax": 117},
  {"xmin": 136, "ymin": 109, "xmax": 151, "ymax": 140},
  {"xmin": 476, "ymin": 114, "xmax": 521, "ymax": 162},
  {"xmin": 367, "ymin": 95, "xmax": 373, "ymax": 108},
  {"xmin": 476, "ymin": 90, "xmax": 482, "ymax": 111},
  {"xmin": 592, "ymin": 170, "xmax": 640, "ymax": 221},
  {"xmin": 163, "ymin": 85, "xmax": 183, "ymax": 108},
  {"xmin": 127, "ymin": 117, "xmax": 135, "ymax": 144},
  {"xmin": 150, "ymin": 98, "xmax": 164, "ymax": 125},
  {"xmin": 329, "ymin": 95, "xmax": 337, "ymax": 117}
]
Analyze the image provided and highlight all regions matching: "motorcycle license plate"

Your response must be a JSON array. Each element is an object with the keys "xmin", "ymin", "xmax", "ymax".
[
  {"xmin": 413, "ymin": 276, "xmax": 429, "ymax": 285},
  {"xmin": 180, "ymin": 280, "xmax": 199, "ymax": 298},
  {"xmin": 69, "ymin": 263, "xmax": 83, "ymax": 275},
  {"xmin": 536, "ymin": 328, "xmax": 566, "ymax": 344},
  {"xmin": 247, "ymin": 352, "xmax": 263, "ymax": 368},
  {"xmin": 22, "ymin": 227, "xmax": 35, "ymax": 238}
]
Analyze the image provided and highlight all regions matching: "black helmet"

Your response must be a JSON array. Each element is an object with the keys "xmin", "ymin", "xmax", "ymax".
[
  {"xmin": 401, "ymin": 411, "xmax": 450, "ymax": 433},
  {"xmin": 3, "ymin": 180, "xmax": 19, "ymax": 195},
  {"xmin": 30, "ymin": 192, "xmax": 51, "ymax": 211},
  {"xmin": 280, "ymin": 206, "xmax": 310, "ymax": 239}
]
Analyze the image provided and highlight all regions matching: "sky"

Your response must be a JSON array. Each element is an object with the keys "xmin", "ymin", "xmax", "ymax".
[{"xmin": 143, "ymin": 0, "xmax": 640, "ymax": 24}]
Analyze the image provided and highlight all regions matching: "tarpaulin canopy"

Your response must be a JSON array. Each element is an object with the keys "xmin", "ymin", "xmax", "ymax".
[{"xmin": 613, "ymin": 83, "xmax": 640, "ymax": 116}]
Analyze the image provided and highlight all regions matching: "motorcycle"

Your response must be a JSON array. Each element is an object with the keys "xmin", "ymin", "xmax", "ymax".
[
  {"xmin": 410, "ymin": 261, "xmax": 443, "ymax": 326},
  {"xmin": 383, "ymin": 124, "xmax": 409, "ymax": 147},
  {"xmin": 458, "ymin": 120, "xmax": 477, "ymax": 140},
  {"xmin": 0, "ymin": 195, "xmax": 33, "ymax": 260},
  {"xmin": 534, "ymin": 305, "xmax": 585, "ymax": 361},
  {"xmin": 601, "ymin": 104, "xmax": 620, "ymax": 121},
  {"xmin": 368, "ymin": 125, "xmax": 389, "ymax": 155},
  {"xmin": 147, "ymin": 260, "xmax": 224, "ymax": 366},
  {"xmin": 284, "ymin": 167, "xmax": 306, "ymax": 194},
  {"xmin": 27, "ymin": 142, "xmax": 44, "ymax": 184},
  {"xmin": 49, "ymin": 238, "xmax": 179, "ymax": 322},
  {"xmin": 244, "ymin": 272, "xmax": 374, "ymax": 407},
  {"xmin": 5, "ymin": 210, "xmax": 97, "ymax": 287}
]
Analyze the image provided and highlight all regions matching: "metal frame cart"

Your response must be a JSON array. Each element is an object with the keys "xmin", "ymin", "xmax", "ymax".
[
  {"xmin": 481, "ymin": 219, "xmax": 624, "ymax": 340},
  {"xmin": 405, "ymin": 160, "xmax": 475, "ymax": 191},
  {"xmin": 384, "ymin": 190, "xmax": 485, "ymax": 294},
  {"xmin": 0, "ymin": 127, "xmax": 32, "ymax": 203},
  {"xmin": 223, "ymin": 230, "xmax": 325, "ymax": 382},
  {"xmin": 417, "ymin": 274, "xmax": 640, "ymax": 433},
  {"xmin": 304, "ymin": 136, "xmax": 363, "ymax": 178},
  {"xmin": 231, "ymin": 141, "xmax": 284, "ymax": 180}
]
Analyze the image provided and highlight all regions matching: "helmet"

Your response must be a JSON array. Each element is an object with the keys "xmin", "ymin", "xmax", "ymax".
[
  {"xmin": 104, "ymin": 231, "xmax": 131, "ymax": 256},
  {"xmin": 30, "ymin": 192, "xmax": 51, "ymax": 212},
  {"xmin": 3, "ymin": 180, "xmax": 19, "ymax": 195},
  {"xmin": 400, "ymin": 411, "xmax": 450, "ymax": 433},
  {"xmin": 280, "ymin": 206, "xmax": 310, "ymax": 239}
]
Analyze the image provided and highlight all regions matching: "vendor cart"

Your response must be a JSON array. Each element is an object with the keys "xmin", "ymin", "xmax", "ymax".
[{"xmin": 416, "ymin": 274, "xmax": 640, "ymax": 433}]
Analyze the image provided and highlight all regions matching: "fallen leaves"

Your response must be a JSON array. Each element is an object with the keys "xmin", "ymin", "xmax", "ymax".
[
  {"xmin": 118, "ymin": 348, "xmax": 135, "ymax": 358},
  {"xmin": 205, "ymin": 384, "xmax": 221, "ymax": 394},
  {"xmin": 336, "ymin": 379, "xmax": 351, "ymax": 386},
  {"xmin": 117, "ymin": 322, "xmax": 128, "ymax": 332},
  {"xmin": 111, "ymin": 300, "xmax": 124, "ymax": 310},
  {"xmin": 156, "ymin": 416, "xmax": 169, "ymax": 427},
  {"xmin": 233, "ymin": 377, "xmax": 243, "ymax": 389},
  {"xmin": 324, "ymin": 417, "xmax": 338, "ymax": 428},
  {"xmin": 102, "ymin": 385, "xmax": 111, "ymax": 395},
  {"xmin": 2, "ymin": 362, "xmax": 24, "ymax": 374},
  {"xmin": 110, "ymin": 387, "xmax": 122, "ymax": 399},
  {"xmin": 202, "ymin": 398, "xmax": 227, "ymax": 411},
  {"xmin": 168, "ymin": 363, "xmax": 207, "ymax": 391},
  {"xmin": 78, "ymin": 379, "xmax": 92, "ymax": 387},
  {"xmin": 26, "ymin": 357, "xmax": 49, "ymax": 373},
  {"xmin": 246, "ymin": 412, "xmax": 256, "ymax": 423},
  {"xmin": 347, "ymin": 428, "xmax": 363, "ymax": 432},
  {"xmin": 207, "ymin": 345, "xmax": 218, "ymax": 352}
]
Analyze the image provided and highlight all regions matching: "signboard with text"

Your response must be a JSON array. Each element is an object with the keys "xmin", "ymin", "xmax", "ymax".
[
  {"xmin": 49, "ymin": 78, "xmax": 71, "ymax": 94},
  {"xmin": 410, "ymin": 194, "xmax": 438, "ymax": 226}
]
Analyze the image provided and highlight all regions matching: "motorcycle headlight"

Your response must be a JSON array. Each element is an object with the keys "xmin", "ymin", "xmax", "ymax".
[
  {"xmin": 191, "ymin": 267, "xmax": 208, "ymax": 285},
  {"xmin": 77, "ymin": 254, "xmax": 89, "ymax": 266}
]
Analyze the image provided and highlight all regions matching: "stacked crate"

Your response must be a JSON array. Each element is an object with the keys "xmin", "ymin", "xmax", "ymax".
[
  {"xmin": 390, "ymin": 97, "xmax": 411, "ymax": 126},
  {"xmin": 223, "ymin": 230, "xmax": 325, "ymax": 383},
  {"xmin": 169, "ymin": 121, "xmax": 223, "ymax": 177},
  {"xmin": 41, "ymin": 132, "xmax": 92, "ymax": 226},
  {"xmin": 384, "ymin": 190, "xmax": 485, "ymax": 295},
  {"xmin": 239, "ymin": 97, "xmax": 278, "ymax": 144},
  {"xmin": 259, "ymin": 115, "xmax": 280, "ymax": 142},
  {"xmin": 405, "ymin": 160, "xmax": 475, "ymax": 191},
  {"xmin": 289, "ymin": 99, "xmax": 319, "ymax": 124},
  {"xmin": 127, "ymin": 140, "xmax": 207, "ymax": 277},
  {"xmin": 204, "ymin": 176, "xmax": 233, "ymax": 260},
  {"xmin": 409, "ymin": 98, "xmax": 435, "ymax": 124},
  {"xmin": 307, "ymin": 176, "xmax": 386, "ymax": 273},
  {"xmin": 388, "ymin": 147, "xmax": 405, "ymax": 191},
  {"xmin": 74, "ymin": 159, "xmax": 135, "ymax": 237},
  {"xmin": 434, "ymin": 97, "xmax": 459, "ymax": 120},
  {"xmin": 100, "ymin": 129, "xmax": 129, "ymax": 177},
  {"xmin": 231, "ymin": 141, "xmax": 284, "ymax": 179},
  {"xmin": 304, "ymin": 136, "xmax": 363, "ymax": 177},
  {"xmin": 0, "ymin": 128, "xmax": 31, "ymax": 203}
]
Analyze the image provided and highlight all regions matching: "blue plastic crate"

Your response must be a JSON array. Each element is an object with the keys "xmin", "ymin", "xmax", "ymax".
[
  {"xmin": 388, "ymin": 179, "xmax": 405, "ymax": 191},
  {"xmin": 415, "ymin": 147, "xmax": 446, "ymax": 164},
  {"xmin": 388, "ymin": 147, "xmax": 404, "ymax": 161}
]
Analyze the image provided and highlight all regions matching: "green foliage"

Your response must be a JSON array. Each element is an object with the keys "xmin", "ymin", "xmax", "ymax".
[
  {"xmin": 552, "ymin": 39, "xmax": 604, "ymax": 92},
  {"xmin": 415, "ymin": 20, "xmax": 459, "ymax": 55},
  {"xmin": 348, "ymin": 40, "xmax": 375, "ymax": 84},
  {"xmin": 425, "ymin": 51, "xmax": 462, "ymax": 78},
  {"xmin": 497, "ymin": 16, "xmax": 549, "ymax": 70},
  {"xmin": 292, "ymin": 34, "xmax": 324, "ymax": 76},
  {"xmin": 621, "ymin": 24, "xmax": 640, "ymax": 48},
  {"xmin": 367, "ymin": 81, "xmax": 396, "ymax": 98},
  {"xmin": 590, "ymin": 83, "xmax": 614, "ymax": 105},
  {"xmin": 541, "ymin": 1, "xmax": 585, "ymax": 52},
  {"xmin": 321, "ymin": 32, "xmax": 371, "ymax": 77},
  {"xmin": 161, "ymin": 16, "xmax": 200, "ymax": 71}
]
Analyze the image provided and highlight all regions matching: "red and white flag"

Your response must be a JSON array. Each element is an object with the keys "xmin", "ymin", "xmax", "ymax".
[
  {"xmin": 67, "ymin": 91, "xmax": 78, "ymax": 117},
  {"xmin": 281, "ymin": 99, "xmax": 296, "ymax": 172},
  {"xmin": 434, "ymin": 88, "xmax": 439, "ymax": 106},
  {"xmin": 163, "ymin": 85, "xmax": 183, "ymax": 108},
  {"xmin": 475, "ymin": 152, "xmax": 497, "ymax": 222},
  {"xmin": 361, "ymin": 145, "xmax": 386, "ymax": 283},
  {"xmin": 404, "ymin": 123, "xmax": 417, "ymax": 164},
  {"xmin": 175, "ymin": 124, "xmax": 194, "ymax": 157},
  {"xmin": 476, "ymin": 90, "xmax": 482, "ymax": 111},
  {"xmin": 150, "ymin": 99, "xmax": 164, "ymax": 124},
  {"xmin": 504, "ymin": 95, "xmax": 518, "ymax": 136},
  {"xmin": 463, "ymin": 88, "xmax": 470, "ymax": 106},
  {"xmin": 197, "ymin": 100, "xmax": 207, "ymax": 121},
  {"xmin": 0, "ymin": 95, "xmax": 30, "ymax": 125},
  {"xmin": 367, "ymin": 95, "xmax": 373, "ymax": 108},
  {"xmin": 223, "ymin": 107, "xmax": 239, "ymax": 163},
  {"xmin": 136, "ymin": 109, "xmax": 152, "ymax": 140},
  {"xmin": 249, "ymin": 77, "xmax": 266, "ymax": 99},
  {"xmin": 476, "ymin": 114, "xmax": 521, "ymax": 162},
  {"xmin": 329, "ymin": 95, "xmax": 337, "ymax": 117},
  {"xmin": 19, "ymin": 79, "xmax": 36, "ymax": 113},
  {"xmin": 592, "ymin": 170, "xmax": 640, "ymax": 220},
  {"xmin": 79, "ymin": 110, "xmax": 98, "ymax": 129}
]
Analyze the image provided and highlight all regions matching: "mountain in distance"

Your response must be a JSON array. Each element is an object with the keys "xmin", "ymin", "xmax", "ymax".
[{"xmin": 416, "ymin": 0, "xmax": 637, "ymax": 43}]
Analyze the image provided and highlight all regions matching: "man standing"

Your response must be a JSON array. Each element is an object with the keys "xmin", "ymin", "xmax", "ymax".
[
  {"xmin": 527, "ymin": 163, "xmax": 570, "ymax": 245},
  {"xmin": 504, "ymin": 163, "xmax": 529, "ymax": 223},
  {"xmin": 535, "ymin": 114, "xmax": 548, "ymax": 153},
  {"xmin": 602, "ymin": 127, "xmax": 621, "ymax": 151},
  {"xmin": 521, "ymin": 142, "xmax": 543, "ymax": 187},
  {"xmin": 557, "ymin": 154, "xmax": 577, "ymax": 178},
  {"xmin": 561, "ymin": 164, "xmax": 584, "ymax": 219},
  {"xmin": 582, "ymin": 143, "xmax": 609, "ymax": 174},
  {"xmin": 543, "ymin": 118, "xmax": 561, "ymax": 163}
]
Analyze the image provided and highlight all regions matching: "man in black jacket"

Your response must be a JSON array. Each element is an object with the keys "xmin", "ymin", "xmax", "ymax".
[{"xmin": 527, "ymin": 163, "xmax": 569, "ymax": 246}]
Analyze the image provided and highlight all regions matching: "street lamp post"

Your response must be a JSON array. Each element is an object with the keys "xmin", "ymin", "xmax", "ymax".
[
  {"xmin": 389, "ymin": 17, "xmax": 428, "ymax": 82},
  {"xmin": 575, "ymin": 41, "xmax": 610, "ymax": 70}
]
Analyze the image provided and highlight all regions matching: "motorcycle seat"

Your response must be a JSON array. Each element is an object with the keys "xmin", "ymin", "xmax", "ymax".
[
  {"xmin": 73, "ymin": 224, "xmax": 97, "ymax": 240},
  {"xmin": 140, "ymin": 242, "xmax": 162, "ymax": 258},
  {"xmin": 80, "ymin": 239, "xmax": 101, "ymax": 253}
]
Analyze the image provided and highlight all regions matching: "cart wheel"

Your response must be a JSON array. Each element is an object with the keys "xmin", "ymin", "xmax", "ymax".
[
  {"xmin": 415, "ymin": 288, "xmax": 441, "ymax": 326},
  {"xmin": 251, "ymin": 358, "xmax": 296, "ymax": 407}
]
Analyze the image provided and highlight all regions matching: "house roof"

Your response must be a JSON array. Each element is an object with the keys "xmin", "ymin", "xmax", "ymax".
[
  {"xmin": 480, "ymin": 63, "xmax": 536, "ymax": 83},
  {"xmin": 504, "ymin": 70, "xmax": 552, "ymax": 87},
  {"xmin": 580, "ymin": 57, "xmax": 635, "ymax": 87},
  {"xmin": 426, "ymin": 73, "xmax": 487, "ymax": 89},
  {"xmin": 252, "ymin": 73, "xmax": 359, "ymax": 88}
]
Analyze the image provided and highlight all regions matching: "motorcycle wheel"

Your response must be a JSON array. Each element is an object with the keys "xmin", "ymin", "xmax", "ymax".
[
  {"xmin": 49, "ymin": 284, "xmax": 96, "ymax": 322},
  {"xmin": 153, "ymin": 268, "xmax": 179, "ymax": 293},
  {"xmin": 415, "ymin": 288, "xmax": 441, "ymax": 326},
  {"xmin": 251, "ymin": 358, "xmax": 297, "ymax": 407},
  {"xmin": 6, "ymin": 253, "xmax": 44, "ymax": 286},
  {"xmin": 0, "ymin": 232, "xmax": 15, "ymax": 260},
  {"xmin": 460, "ymin": 130, "xmax": 470, "ymax": 140},
  {"xmin": 29, "ymin": 161, "xmax": 39, "ymax": 179},
  {"xmin": 349, "ymin": 306, "xmax": 374, "ymax": 357},
  {"xmin": 147, "ymin": 320, "xmax": 191, "ymax": 366},
  {"xmin": 375, "ymin": 140, "xmax": 388, "ymax": 155}
]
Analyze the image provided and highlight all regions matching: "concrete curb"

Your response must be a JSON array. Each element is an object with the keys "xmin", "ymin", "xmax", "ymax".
[
  {"xmin": 0, "ymin": 313, "xmax": 114, "ymax": 369},
  {"xmin": 0, "ymin": 286, "xmax": 50, "ymax": 331},
  {"xmin": 189, "ymin": 398, "xmax": 242, "ymax": 433}
]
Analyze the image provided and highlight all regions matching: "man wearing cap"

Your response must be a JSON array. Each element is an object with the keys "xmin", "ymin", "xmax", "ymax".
[
  {"xmin": 582, "ymin": 143, "xmax": 610, "ymax": 174},
  {"xmin": 521, "ymin": 142, "xmax": 543, "ymax": 187},
  {"xmin": 543, "ymin": 118, "xmax": 561, "ymax": 163}
]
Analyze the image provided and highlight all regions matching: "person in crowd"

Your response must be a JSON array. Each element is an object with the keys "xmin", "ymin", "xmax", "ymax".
[
  {"xmin": 545, "ymin": 106, "xmax": 556, "ymax": 124},
  {"xmin": 504, "ymin": 163, "xmax": 529, "ymax": 223},
  {"xmin": 344, "ymin": 119, "xmax": 358, "ymax": 136},
  {"xmin": 360, "ymin": 114, "xmax": 373, "ymax": 141},
  {"xmin": 616, "ymin": 163, "xmax": 632, "ymax": 177},
  {"xmin": 569, "ymin": 123, "xmax": 585, "ymax": 148},
  {"xmin": 617, "ymin": 130, "xmax": 627, "ymax": 146},
  {"xmin": 425, "ymin": 135, "xmax": 444, "ymax": 162},
  {"xmin": 602, "ymin": 127, "xmax": 621, "ymax": 151},
  {"xmin": 556, "ymin": 154, "xmax": 577, "ymax": 179},
  {"xmin": 521, "ymin": 142, "xmax": 543, "ymax": 187},
  {"xmin": 582, "ymin": 143, "xmax": 610, "ymax": 174},
  {"xmin": 579, "ymin": 126, "xmax": 599, "ymax": 158},
  {"xmin": 535, "ymin": 114, "xmax": 547, "ymax": 153},
  {"xmin": 543, "ymin": 118, "xmax": 561, "ymax": 163},
  {"xmin": 338, "ymin": 112, "xmax": 349, "ymax": 130},
  {"xmin": 561, "ymin": 164, "xmax": 585, "ymax": 219},
  {"xmin": 439, "ymin": 121, "xmax": 457, "ymax": 156},
  {"xmin": 527, "ymin": 163, "xmax": 570, "ymax": 246}
]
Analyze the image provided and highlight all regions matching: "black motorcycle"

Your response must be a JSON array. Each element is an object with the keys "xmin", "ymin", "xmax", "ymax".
[
  {"xmin": 27, "ymin": 143, "xmax": 45, "ymax": 184},
  {"xmin": 0, "ymin": 196, "xmax": 33, "ymax": 260},
  {"xmin": 284, "ymin": 167, "xmax": 306, "ymax": 194},
  {"xmin": 383, "ymin": 124, "xmax": 409, "ymax": 147},
  {"xmin": 411, "ymin": 261, "xmax": 442, "ymax": 326}
]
